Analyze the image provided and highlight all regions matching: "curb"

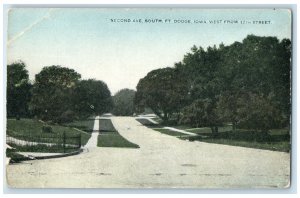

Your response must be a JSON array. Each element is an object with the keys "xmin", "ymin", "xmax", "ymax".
[
  {"xmin": 33, "ymin": 149, "xmax": 83, "ymax": 160},
  {"xmin": 10, "ymin": 149, "xmax": 84, "ymax": 163}
]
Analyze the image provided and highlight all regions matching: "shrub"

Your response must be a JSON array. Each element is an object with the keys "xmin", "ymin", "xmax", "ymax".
[
  {"xmin": 42, "ymin": 125, "xmax": 53, "ymax": 133},
  {"xmin": 56, "ymin": 110, "xmax": 76, "ymax": 123}
]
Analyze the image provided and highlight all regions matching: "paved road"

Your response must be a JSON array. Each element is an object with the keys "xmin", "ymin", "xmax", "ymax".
[{"xmin": 6, "ymin": 117, "xmax": 290, "ymax": 188}]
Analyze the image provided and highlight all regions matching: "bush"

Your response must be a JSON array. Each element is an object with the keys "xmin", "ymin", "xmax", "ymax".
[
  {"xmin": 236, "ymin": 93, "xmax": 284, "ymax": 131},
  {"xmin": 56, "ymin": 110, "xmax": 76, "ymax": 123},
  {"xmin": 42, "ymin": 125, "xmax": 53, "ymax": 133}
]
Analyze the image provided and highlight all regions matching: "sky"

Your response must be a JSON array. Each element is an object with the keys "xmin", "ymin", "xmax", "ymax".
[{"xmin": 6, "ymin": 8, "xmax": 291, "ymax": 94}]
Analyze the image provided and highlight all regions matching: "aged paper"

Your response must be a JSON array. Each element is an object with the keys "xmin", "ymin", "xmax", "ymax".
[{"xmin": 6, "ymin": 8, "xmax": 291, "ymax": 188}]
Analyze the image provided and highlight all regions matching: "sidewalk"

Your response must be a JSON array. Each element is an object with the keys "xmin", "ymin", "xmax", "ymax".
[
  {"xmin": 163, "ymin": 127, "xmax": 197, "ymax": 136},
  {"xmin": 84, "ymin": 116, "xmax": 100, "ymax": 148}
]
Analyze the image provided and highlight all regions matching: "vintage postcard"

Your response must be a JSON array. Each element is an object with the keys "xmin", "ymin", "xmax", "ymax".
[{"xmin": 5, "ymin": 8, "xmax": 291, "ymax": 188}]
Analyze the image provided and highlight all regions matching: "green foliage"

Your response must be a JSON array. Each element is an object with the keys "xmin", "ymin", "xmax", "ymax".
[
  {"xmin": 180, "ymin": 45, "xmax": 223, "ymax": 102},
  {"xmin": 180, "ymin": 99, "xmax": 222, "ymax": 133},
  {"xmin": 112, "ymin": 89, "xmax": 136, "ymax": 116},
  {"xmin": 72, "ymin": 79, "xmax": 113, "ymax": 118},
  {"xmin": 42, "ymin": 125, "xmax": 53, "ymax": 133},
  {"xmin": 216, "ymin": 91, "xmax": 245, "ymax": 130},
  {"xmin": 236, "ymin": 93, "xmax": 284, "ymax": 131},
  {"xmin": 58, "ymin": 110, "xmax": 76, "ymax": 123},
  {"xmin": 29, "ymin": 66, "xmax": 81, "ymax": 123},
  {"xmin": 62, "ymin": 119, "xmax": 94, "ymax": 132},
  {"xmin": 217, "ymin": 35, "xmax": 291, "ymax": 128},
  {"xmin": 135, "ymin": 67, "xmax": 189, "ymax": 123},
  {"xmin": 7, "ymin": 61, "xmax": 32, "ymax": 118},
  {"xmin": 181, "ymin": 129, "xmax": 290, "ymax": 152},
  {"xmin": 179, "ymin": 35, "xmax": 290, "ymax": 132},
  {"xmin": 8, "ymin": 62, "xmax": 114, "ymax": 123},
  {"xmin": 136, "ymin": 35, "xmax": 290, "ymax": 133},
  {"xmin": 186, "ymin": 126, "xmax": 232, "ymax": 134},
  {"xmin": 7, "ymin": 143, "xmax": 80, "ymax": 154}
]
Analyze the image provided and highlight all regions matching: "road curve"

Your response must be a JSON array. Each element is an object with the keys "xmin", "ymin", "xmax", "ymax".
[{"xmin": 6, "ymin": 117, "xmax": 290, "ymax": 188}]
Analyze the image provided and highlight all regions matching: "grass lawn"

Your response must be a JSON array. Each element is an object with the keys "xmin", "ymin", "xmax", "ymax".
[
  {"xmin": 7, "ymin": 143, "xmax": 79, "ymax": 153},
  {"xmin": 181, "ymin": 129, "xmax": 290, "ymax": 152},
  {"xmin": 99, "ymin": 119, "xmax": 117, "ymax": 132},
  {"xmin": 97, "ymin": 132, "xmax": 139, "ymax": 148},
  {"xmin": 186, "ymin": 138, "xmax": 290, "ymax": 152},
  {"xmin": 185, "ymin": 125, "xmax": 232, "ymax": 134},
  {"xmin": 148, "ymin": 121, "xmax": 290, "ymax": 152},
  {"xmin": 7, "ymin": 119, "xmax": 91, "ymax": 146},
  {"xmin": 63, "ymin": 119, "xmax": 94, "ymax": 132}
]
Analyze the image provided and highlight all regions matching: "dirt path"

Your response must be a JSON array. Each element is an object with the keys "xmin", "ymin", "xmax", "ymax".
[{"xmin": 6, "ymin": 117, "xmax": 290, "ymax": 188}]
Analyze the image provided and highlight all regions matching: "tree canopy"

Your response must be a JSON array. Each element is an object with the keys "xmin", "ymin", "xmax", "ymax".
[
  {"xmin": 7, "ymin": 34, "xmax": 290, "ymax": 130},
  {"xmin": 8, "ymin": 63, "xmax": 115, "ymax": 123},
  {"xmin": 7, "ymin": 61, "xmax": 32, "ymax": 119},
  {"xmin": 29, "ymin": 66, "xmax": 81, "ymax": 122},
  {"xmin": 72, "ymin": 79, "xmax": 113, "ymax": 118},
  {"xmin": 112, "ymin": 89, "xmax": 136, "ymax": 116},
  {"xmin": 135, "ymin": 67, "xmax": 189, "ymax": 123},
  {"xmin": 136, "ymin": 35, "xmax": 291, "ymax": 132}
]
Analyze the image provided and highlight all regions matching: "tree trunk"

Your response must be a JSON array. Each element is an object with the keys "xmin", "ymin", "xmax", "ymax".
[{"xmin": 152, "ymin": 108, "xmax": 164, "ymax": 120}]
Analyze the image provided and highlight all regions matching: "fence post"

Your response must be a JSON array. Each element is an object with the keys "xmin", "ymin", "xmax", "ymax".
[{"xmin": 63, "ymin": 131, "xmax": 66, "ymax": 153}]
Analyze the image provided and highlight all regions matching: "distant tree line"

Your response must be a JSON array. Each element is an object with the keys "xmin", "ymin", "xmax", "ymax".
[
  {"xmin": 112, "ymin": 89, "xmax": 136, "ymax": 116},
  {"xmin": 135, "ymin": 35, "xmax": 291, "ymax": 133},
  {"xmin": 7, "ymin": 63, "xmax": 113, "ymax": 123}
]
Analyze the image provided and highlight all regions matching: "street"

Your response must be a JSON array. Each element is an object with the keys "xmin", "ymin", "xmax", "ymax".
[{"xmin": 6, "ymin": 117, "xmax": 290, "ymax": 188}]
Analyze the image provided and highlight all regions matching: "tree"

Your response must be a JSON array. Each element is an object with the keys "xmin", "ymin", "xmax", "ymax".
[
  {"xmin": 29, "ymin": 66, "xmax": 81, "ymax": 122},
  {"xmin": 135, "ymin": 35, "xmax": 291, "ymax": 131},
  {"xmin": 112, "ymin": 89, "xmax": 136, "ymax": 116},
  {"xmin": 177, "ymin": 45, "xmax": 223, "ymax": 102},
  {"xmin": 216, "ymin": 91, "xmax": 246, "ymax": 131},
  {"xmin": 175, "ymin": 45, "xmax": 224, "ymax": 131},
  {"xmin": 218, "ymin": 35, "xmax": 291, "ymax": 129},
  {"xmin": 180, "ymin": 99, "xmax": 222, "ymax": 134},
  {"xmin": 135, "ymin": 67, "xmax": 189, "ymax": 123},
  {"xmin": 235, "ymin": 92, "xmax": 283, "ymax": 132},
  {"xmin": 7, "ymin": 61, "xmax": 32, "ymax": 119},
  {"xmin": 72, "ymin": 79, "xmax": 113, "ymax": 118}
]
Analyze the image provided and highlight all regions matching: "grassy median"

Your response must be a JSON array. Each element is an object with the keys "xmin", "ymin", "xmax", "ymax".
[
  {"xmin": 97, "ymin": 133, "xmax": 139, "ymax": 148},
  {"xmin": 97, "ymin": 119, "xmax": 139, "ymax": 148}
]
